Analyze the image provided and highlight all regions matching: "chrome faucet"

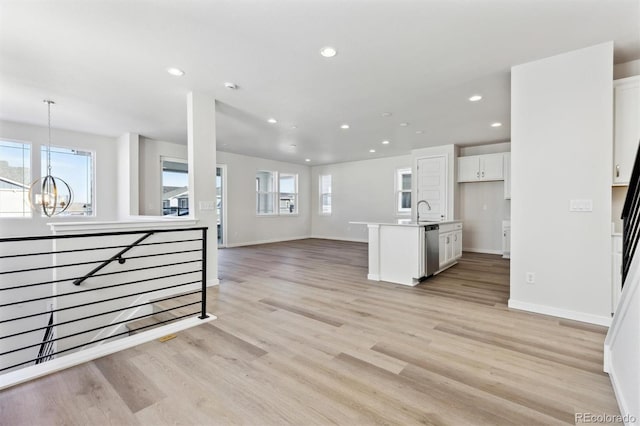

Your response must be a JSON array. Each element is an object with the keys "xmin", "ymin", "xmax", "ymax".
[{"xmin": 416, "ymin": 199, "xmax": 432, "ymax": 222}]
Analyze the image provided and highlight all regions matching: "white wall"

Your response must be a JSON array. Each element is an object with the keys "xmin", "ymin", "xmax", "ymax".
[
  {"xmin": 0, "ymin": 120, "xmax": 118, "ymax": 238},
  {"xmin": 218, "ymin": 151, "xmax": 311, "ymax": 246},
  {"xmin": 311, "ymin": 154, "xmax": 413, "ymax": 242},
  {"xmin": 614, "ymin": 59, "xmax": 640, "ymax": 80},
  {"xmin": 458, "ymin": 142, "xmax": 511, "ymax": 254},
  {"xmin": 510, "ymin": 42, "xmax": 613, "ymax": 325}
]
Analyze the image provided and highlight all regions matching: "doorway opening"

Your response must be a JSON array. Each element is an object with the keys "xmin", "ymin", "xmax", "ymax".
[{"xmin": 216, "ymin": 165, "xmax": 227, "ymax": 247}]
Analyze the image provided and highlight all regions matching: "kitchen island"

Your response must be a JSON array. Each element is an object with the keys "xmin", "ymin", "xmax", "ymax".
[{"xmin": 350, "ymin": 221, "xmax": 463, "ymax": 286}]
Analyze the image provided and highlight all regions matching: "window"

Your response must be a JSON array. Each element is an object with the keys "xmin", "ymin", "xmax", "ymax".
[
  {"xmin": 41, "ymin": 146, "xmax": 94, "ymax": 216},
  {"xmin": 162, "ymin": 158, "xmax": 189, "ymax": 216},
  {"xmin": 256, "ymin": 170, "xmax": 276, "ymax": 215},
  {"xmin": 396, "ymin": 168, "xmax": 411, "ymax": 214},
  {"xmin": 256, "ymin": 170, "xmax": 299, "ymax": 216},
  {"xmin": 279, "ymin": 173, "xmax": 298, "ymax": 215},
  {"xmin": 0, "ymin": 140, "xmax": 31, "ymax": 217},
  {"xmin": 319, "ymin": 174, "xmax": 332, "ymax": 215}
]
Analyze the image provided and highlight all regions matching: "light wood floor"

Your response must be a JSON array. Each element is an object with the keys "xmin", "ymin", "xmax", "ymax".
[{"xmin": 0, "ymin": 239, "xmax": 620, "ymax": 425}]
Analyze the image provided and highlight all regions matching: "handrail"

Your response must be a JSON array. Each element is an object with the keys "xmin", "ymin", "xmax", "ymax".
[
  {"xmin": 0, "ymin": 226, "xmax": 209, "ymax": 375},
  {"xmin": 621, "ymin": 140, "xmax": 640, "ymax": 286},
  {"xmin": 73, "ymin": 232, "xmax": 154, "ymax": 285}
]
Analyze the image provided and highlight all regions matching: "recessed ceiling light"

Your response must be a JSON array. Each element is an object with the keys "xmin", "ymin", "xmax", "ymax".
[
  {"xmin": 415, "ymin": 130, "xmax": 424, "ymax": 134},
  {"xmin": 305, "ymin": 158, "xmax": 311, "ymax": 162},
  {"xmin": 224, "ymin": 82, "xmax": 238, "ymax": 90},
  {"xmin": 399, "ymin": 122, "xmax": 409, "ymax": 127},
  {"xmin": 166, "ymin": 67, "xmax": 185, "ymax": 77},
  {"xmin": 289, "ymin": 144, "xmax": 297, "ymax": 148},
  {"xmin": 320, "ymin": 46, "xmax": 337, "ymax": 58},
  {"xmin": 369, "ymin": 149, "xmax": 376, "ymax": 153},
  {"xmin": 382, "ymin": 112, "xmax": 392, "ymax": 117},
  {"xmin": 382, "ymin": 140, "xmax": 390, "ymax": 145},
  {"xmin": 291, "ymin": 125, "xmax": 297, "ymax": 130},
  {"xmin": 340, "ymin": 124, "xmax": 350, "ymax": 129},
  {"xmin": 267, "ymin": 118, "xmax": 277, "ymax": 124},
  {"xmin": 491, "ymin": 122, "xmax": 502, "ymax": 127},
  {"xmin": 469, "ymin": 95, "xmax": 482, "ymax": 102}
]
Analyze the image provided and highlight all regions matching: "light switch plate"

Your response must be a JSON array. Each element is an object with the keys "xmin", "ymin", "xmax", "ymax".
[
  {"xmin": 199, "ymin": 201, "xmax": 215, "ymax": 211},
  {"xmin": 569, "ymin": 199, "xmax": 593, "ymax": 212}
]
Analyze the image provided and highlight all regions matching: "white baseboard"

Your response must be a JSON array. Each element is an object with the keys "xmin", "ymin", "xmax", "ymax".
[
  {"xmin": 207, "ymin": 278, "xmax": 220, "ymax": 287},
  {"xmin": 225, "ymin": 235, "xmax": 311, "ymax": 248},
  {"xmin": 508, "ymin": 299, "xmax": 611, "ymax": 326},
  {"xmin": 0, "ymin": 314, "xmax": 216, "ymax": 391},
  {"xmin": 463, "ymin": 247, "xmax": 504, "ymax": 255},
  {"xmin": 310, "ymin": 235, "xmax": 368, "ymax": 243},
  {"xmin": 607, "ymin": 363, "xmax": 637, "ymax": 426},
  {"xmin": 367, "ymin": 273, "xmax": 380, "ymax": 281}
]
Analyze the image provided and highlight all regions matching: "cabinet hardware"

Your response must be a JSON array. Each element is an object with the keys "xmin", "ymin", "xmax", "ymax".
[
  {"xmin": 481, "ymin": 171, "xmax": 485, "ymax": 177},
  {"xmin": 616, "ymin": 164, "xmax": 620, "ymax": 178},
  {"xmin": 476, "ymin": 171, "xmax": 480, "ymax": 178}
]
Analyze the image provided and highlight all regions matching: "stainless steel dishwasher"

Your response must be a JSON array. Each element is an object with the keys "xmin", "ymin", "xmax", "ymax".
[{"xmin": 424, "ymin": 224, "xmax": 440, "ymax": 277}]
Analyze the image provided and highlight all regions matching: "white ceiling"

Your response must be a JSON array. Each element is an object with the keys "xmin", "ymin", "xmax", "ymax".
[{"xmin": 1, "ymin": 0, "xmax": 639, "ymax": 165}]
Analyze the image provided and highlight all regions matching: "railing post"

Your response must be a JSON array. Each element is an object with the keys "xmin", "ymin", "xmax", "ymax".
[{"xmin": 199, "ymin": 227, "xmax": 209, "ymax": 319}]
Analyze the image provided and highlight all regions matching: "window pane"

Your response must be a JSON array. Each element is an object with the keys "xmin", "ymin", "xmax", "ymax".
[
  {"xmin": 401, "ymin": 192, "xmax": 411, "ymax": 209},
  {"xmin": 279, "ymin": 173, "xmax": 297, "ymax": 214},
  {"xmin": 401, "ymin": 173, "xmax": 411, "ymax": 190},
  {"xmin": 0, "ymin": 140, "xmax": 30, "ymax": 217},
  {"xmin": 320, "ymin": 174, "xmax": 332, "ymax": 214},
  {"xmin": 256, "ymin": 171, "xmax": 276, "ymax": 214},
  {"xmin": 41, "ymin": 146, "xmax": 93, "ymax": 216},
  {"xmin": 162, "ymin": 159, "xmax": 188, "ymax": 216}
]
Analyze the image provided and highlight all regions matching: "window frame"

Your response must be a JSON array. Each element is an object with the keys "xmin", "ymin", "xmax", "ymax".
[
  {"xmin": 0, "ymin": 138, "xmax": 32, "ymax": 218},
  {"xmin": 255, "ymin": 170, "xmax": 300, "ymax": 217},
  {"xmin": 319, "ymin": 174, "xmax": 332, "ymax": 216},
  {"xmin": 396, "ymin": 167, "xmax": 412, "ymax": 216},
  {"xmin": 161, "ymin": 156, "xmax": 189, "ymax": 217},
  {"xmin": 278, "ymin": 172, "xmax": 298, "ymax": 215},
  {"xmin": 39, "ymin": 143, "xmax": 96, "ymax": 218},
  {"xmin": 256, "ymin": 170, "xmax": 278, "ymax": 216}
]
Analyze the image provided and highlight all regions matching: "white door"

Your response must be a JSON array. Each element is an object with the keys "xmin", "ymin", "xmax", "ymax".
[{"xmin": 417, "ymin": 155, "xmax": 447, "ymax": 221}]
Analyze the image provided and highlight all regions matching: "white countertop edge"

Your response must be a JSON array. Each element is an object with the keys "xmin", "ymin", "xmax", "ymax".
[
  {"xmin": 48, "ymin": 217, "xmax": 200, "ymax": 233},
  {"xmin": 349, "ymin": 220, "xmax": 462, "ymax": 227}
]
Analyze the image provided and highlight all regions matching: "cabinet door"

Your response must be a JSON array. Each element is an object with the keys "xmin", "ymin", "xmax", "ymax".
[
  {"xmin": 438, "ymin": 234, "xmax": 447, "ymax": 267},
  {"xmin": 503, "ymin": 152, "xmax": 511, "ymax": 199},
  {"xmin": 453, "ymin": 230, "xmax": 462, "ymax": 259},
  {"xmin": 445, "ymin": 234, "xmax": 454, "ymax": 262},
  {"xmin": 503, "ymin": 227, "xmax": 511, "ymax": 258},
  {"xmin": 480, "ymin": 153, "xmax": 504, "ymax": 181},
  {"xmin": 614, "ymin": 77, "xmax": 640, "ymax": 184},
  {"xmin": 457, "ymin": 156, "xmax": 480, "ymax": 182}
]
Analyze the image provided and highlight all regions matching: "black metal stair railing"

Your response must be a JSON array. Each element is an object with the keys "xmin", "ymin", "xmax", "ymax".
[
  {"xmin": 0, "ymin": 227, "xmax": 209, "ymax": 374},
  {"xmin": 621, "ymin": 141, "xmax": 640, "ymax": 286}
]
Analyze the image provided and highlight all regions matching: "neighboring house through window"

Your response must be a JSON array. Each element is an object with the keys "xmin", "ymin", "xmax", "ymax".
[
  {"xmin": 319, "ymin": 174, "xmax": 331, "ymax": 215},
  {"xmin": 396, "ymin": 168, "xmax": 411, "ymax": 215},
  {"xmin": 256, "ymin": 170, "xmax": 299, "ymax": 215}
]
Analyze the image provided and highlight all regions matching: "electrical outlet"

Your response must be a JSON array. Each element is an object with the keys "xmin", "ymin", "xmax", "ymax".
[{"xmin": 525, "ymin": 272, "xmax": 535, "ymax": 284}]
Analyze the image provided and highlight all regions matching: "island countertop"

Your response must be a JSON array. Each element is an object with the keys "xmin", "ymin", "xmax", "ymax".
[{"xmin": 349, "ymin": 220, "xmax": 462, "ymax": 227}]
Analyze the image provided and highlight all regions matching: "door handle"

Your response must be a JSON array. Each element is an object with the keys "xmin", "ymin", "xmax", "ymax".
[{"xmin": 616, "ymin": 164, "xmax": 620, "ymax": 178}]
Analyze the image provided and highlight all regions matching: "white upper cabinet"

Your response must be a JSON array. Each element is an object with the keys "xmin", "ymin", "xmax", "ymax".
[
  {"xmin": 457, "ymin": 153, "xmax": 504, "ymax": 182},
  {"xmin": 613, "ymin": 76, "xmax": 640, "ymax": 185}
]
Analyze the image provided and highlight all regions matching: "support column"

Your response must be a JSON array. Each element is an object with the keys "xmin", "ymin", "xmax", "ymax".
[
  {"xmin": 116, "ymin": 132, "xmax": 139, "ymax": 218},
  {"xmin": 187, "ymin": 92, "xmax": 218, "ymax": 286}
]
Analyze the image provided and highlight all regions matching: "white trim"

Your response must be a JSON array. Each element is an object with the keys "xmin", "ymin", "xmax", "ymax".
[
  {"xmin": 367, "ymin": 273, "xmax": 380, "ymax": 281},
  {"xmin": 225, "ymin": 235, "xmax": 310, "ymax": 248},
  {"xmin": 508, "ymin": 299, "xmax": 611, "ymax": 326},
  {"xmin": 462, "ymin": 247, "xmax": 503, "ymax": 255},
  {"xmin": 0, "ymin": 314, "xmax": 216, "ymax": 391},
  {"xmin": 207, "ymin": 278, "xmax": 220, "ymax": 287},
  {"xmin": 310, "ymin": 234, "xmax": 368, "ymax": 243},
  {"xmin": 48, "ymin": 218, "xmax": 199, "ymax": 233},
  {"xmin": 216, "ymin": 163, "xmax": 228, "ymax": 248}
]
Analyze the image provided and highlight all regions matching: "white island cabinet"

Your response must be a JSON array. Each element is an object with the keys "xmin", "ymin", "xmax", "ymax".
[{"xmin": 351, "ymin": 221, "xmax": 463, "ymax": 286}]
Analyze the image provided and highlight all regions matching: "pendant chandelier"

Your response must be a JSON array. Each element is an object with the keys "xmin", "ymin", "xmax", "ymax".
[{"xmin": 28, "ymin": 100, "xmax": 73, "ymax": 217}]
